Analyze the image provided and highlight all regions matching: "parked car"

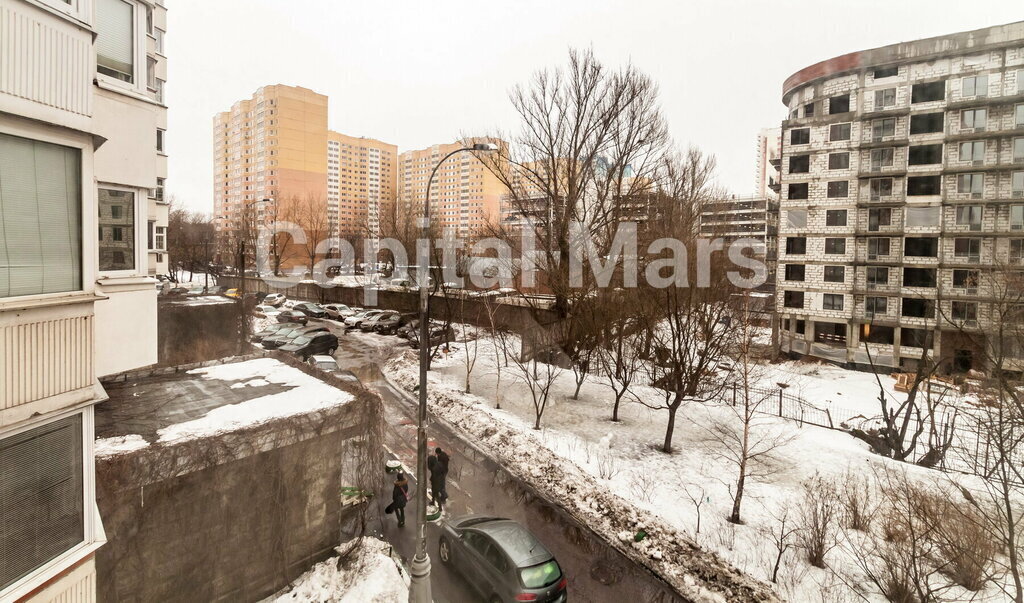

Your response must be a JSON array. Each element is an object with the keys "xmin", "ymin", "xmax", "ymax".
[
  {"xmin": 366, "ymin": 311, "xmax": 409, "ymax": 334},
  {"xmin": 253, "ymin": 304, "xmax": 280, "ymax": 319},
  {"xmin": 293, "ymin": 302, "xmax": 328, "ymax": 319},
  {"xmin": 261, "ymin": 325, "xmax": 328, "ymax": 349},
  {"xmin": 409, "ymin": 324, "xmax": 455, "ymax": 350},
  {"xmin": 360, "ymin": 311, "xmax": 401, "ymax": 333},
  {"xmin": 264, "ymin": 293, "xmax": 287, "ymax": 307},
  {"xmin": 276, "ymin": 310, "xmax": 308, "ymax": 325},
  {"xmin": 309, "ymin": 355, "xmax": 339, "ymax": 371},
  {"xmin": 280, "ymin": 332, "xmax": 339, "ymax": 361},
  {"xmin": 251, "ymin": 322, "xmax": 293, "ymax": 343},
  {"xmin": 438, "ymin": 516, "xmax": 567, "ymax": 603},
  {"xmin": 322, "ymin": 303, "xmax": 356, "ymax": 319},
  {"xmin": 344, "ymin": 309, "xmax": 386, "ymax": 330},
  {"xmin": 223, "ymin": 288, "xmax": 241, "ymax": 299}
]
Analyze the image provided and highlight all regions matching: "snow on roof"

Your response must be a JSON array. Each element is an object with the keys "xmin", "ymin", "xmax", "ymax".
[
  {"xmin": 152, "ymin": 358, "xmax": 354, "ymax": 445},
  {"xmin": 95, "ymin": 434, "xmax": 150, "ymax": 458},
  {"xmin": 266, "ymin": 537, "xmax": 409, "ymax": 602}
]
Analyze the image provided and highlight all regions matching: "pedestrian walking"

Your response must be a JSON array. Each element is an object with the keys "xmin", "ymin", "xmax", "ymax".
[
  {"xmin": 428, "ymin": 447, "xmax": 450, "ymax": 510},
  {"xmin": 385, "ymin": 472, "xmax": 410, "ymax": 527}
]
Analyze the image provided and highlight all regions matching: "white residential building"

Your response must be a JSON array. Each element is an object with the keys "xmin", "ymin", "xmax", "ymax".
[{"xmin": 0, "ymin": 0, "xmax": 168, "ymax": 600}]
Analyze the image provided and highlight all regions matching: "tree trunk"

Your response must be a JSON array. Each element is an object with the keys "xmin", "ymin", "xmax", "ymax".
[
  {"xmin": 730, "ymin": 421, "xmax": 751, "ymax": 524},
  {"xmin": 572, "ymin": 374, "xmax": 585, "ymax": 400},
  {"xmin": 612, "ymin": 390, "xmax": 624, "ymax": 422},
  {"xmin": 662, "ymin": 407, "xmax": 677, "ymax": 454}
]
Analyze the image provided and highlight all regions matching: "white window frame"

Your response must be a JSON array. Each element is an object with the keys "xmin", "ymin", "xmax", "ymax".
[
  {"xmin": 0, "ymin": 121, "xmax": 94, "ymax": 304},
  {"xmin": 95, "ymin": 0, "xmax": 149, "ymax": 96},
  {"xmin": 31, "ymin": 0, "xmax": 89, "ymax": 23},
  {"xmin": 0, "ymin": 407, "xmax": 98, "ymax": 602},
  {"xmin": 957, "ymin": 173, "xmax": 984, "ymax": 196},
  {"xmin": 155, "ymin": 225, "xmax": 167, "ymax": 250},
  {"xmin": 955, "ymin": 205, "xmax": 983, "ymax": 229},
  {"xmin": 959, "ymin": 141, "xmax": 985, "ymax": 163},
  {"xmin": 961, "ymin": 108, "xmax": 987, "ymax": 130},
  {"xmin": 961, "ymin": 74, "xmax": 988, "ymax": 97},
  {"xmin": 97, "ymin": 183, "xmax": 145, "ymax": 277}
]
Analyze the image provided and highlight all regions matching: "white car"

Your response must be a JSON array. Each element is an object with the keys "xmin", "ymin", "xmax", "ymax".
[
  {"xmin": 323, "ymin": 303, "xmax": 356, "ymax": 319},
  {"xmin": 264, "ymin": 293, "xmax": 286, "ymax": 307},
  {"xmin": 309, "ymin": 355, "xmax": 339, "ymax": 371},
  {"xmin": 344, "ymin": 309, "xmax": 386, "ymax": 329},
  {"xmin": 253, "ymin": 304, "xmax": 280, "ymax": 318}
]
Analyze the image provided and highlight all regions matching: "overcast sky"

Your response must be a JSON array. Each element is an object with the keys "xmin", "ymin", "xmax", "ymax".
[{"xmin": 166, "ymin": 1, "xmax": 1022, "ymax": 214}]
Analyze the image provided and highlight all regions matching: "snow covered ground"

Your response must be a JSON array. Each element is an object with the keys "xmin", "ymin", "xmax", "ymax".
[
  {"xmin": 384, "ymin": 331, "xmax": 1010, "ymax": 602},
  {"xmin": 265, "ymin": 537, "xmax": 409, "ymax": 602}
]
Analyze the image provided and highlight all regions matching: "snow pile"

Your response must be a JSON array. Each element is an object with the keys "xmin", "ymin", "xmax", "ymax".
[
  {"xmin": 385, "ymin": 350, "xmax": 775, "ymax": 602},
  {"xmin": 267, "ymin": 537, "xmax": 408, "ymax": 602},
  {"xmin": 158, "ymin": 358, "xmax": 353, "ymax": 444},
  {"xmin": 95, "ymin": 434, "xmax": 150, "ymax": 457}
]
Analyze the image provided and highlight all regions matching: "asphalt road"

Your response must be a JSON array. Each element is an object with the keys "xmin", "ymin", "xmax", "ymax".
[{"xmin": 324, "ymin": 321, "xmax": 688, "ymax": 603}]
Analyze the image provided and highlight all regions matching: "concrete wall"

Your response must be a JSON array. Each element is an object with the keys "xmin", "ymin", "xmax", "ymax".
[
  {"xmin": 95, "ymin": 380, "xmax": 380, "ymax": 602},
  {"xmin": 157, "ymin": 300, "xmax": 240, "ymax": 366}
]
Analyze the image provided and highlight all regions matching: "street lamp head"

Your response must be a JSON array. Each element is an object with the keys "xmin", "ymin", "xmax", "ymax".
[{"xmin": 471, "ymin": 142, "xmax": 499, "ymax": 152}]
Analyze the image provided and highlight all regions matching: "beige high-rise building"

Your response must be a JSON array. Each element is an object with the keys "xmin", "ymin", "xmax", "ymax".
[
  {"xmin": 398, "ymin": 142, "xmax": 505, "ymax": 239},
  {"xmin": 213, "ymin": 85, "xmax": 328, "ymax": 263},
  {"xmin": 327, "ymin": 131, "xmax": 397, "ymax": 242}
]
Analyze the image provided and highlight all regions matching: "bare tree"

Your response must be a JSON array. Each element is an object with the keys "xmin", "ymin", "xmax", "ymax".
[
  {"xmin": 505, "ymin": 334, "xmax": 565, "ymax": 430},
  {"xmin": 765, "ymin": 504, "xmax": 799, "ymax": 584},
  {"xmin": 458, "ymin": 295, "xmax": 480, "ymax": 394}
]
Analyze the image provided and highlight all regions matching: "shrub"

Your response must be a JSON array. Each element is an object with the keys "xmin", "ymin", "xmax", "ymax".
[{"xmin": 798, "ymin": 474, "xmax": 839, "ymax": 568}]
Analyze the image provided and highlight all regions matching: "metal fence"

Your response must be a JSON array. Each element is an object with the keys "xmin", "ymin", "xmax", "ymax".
[{"xmin": 722, "ymin": 382, "xmax": 1021, "ymax": 484}]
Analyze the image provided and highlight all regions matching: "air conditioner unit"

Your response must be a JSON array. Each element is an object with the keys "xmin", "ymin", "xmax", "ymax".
[
  {"xmin": 966, "ymin": 288, "xmax": 978, "ymax": 295},
  {"xmin": 1011, "ymin": 224, "xmax": 1023, "ymax": 231},
  {"xmin": 961, "ymin": 128, "xmax": 975, "ymax": 134},
  {"xmin": 973, "ymin": 160, "xmax": 984, "ymax": 167},
  {"xmin": 970, "ymin": 223, "xmax": 982, "ymax": 231},
  {"xmin": 976, "ymin": 126, "xmax": 986, "ymax": 132},
  {"xmin": 1013, "ymin": 191, "xmax": 1024, "ymax": 198},
  {"xmin": 868, "ymin": 254, "xmax": 878, "ymax": 260},
  {"xmin": 971, "ymin": 192, "xmax": 983, "ymax": 199}
]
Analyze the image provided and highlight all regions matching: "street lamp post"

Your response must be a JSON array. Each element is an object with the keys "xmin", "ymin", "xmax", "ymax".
[{"xmin": 410, "ymin": 142, "xmax": 498, "ymax": 603}]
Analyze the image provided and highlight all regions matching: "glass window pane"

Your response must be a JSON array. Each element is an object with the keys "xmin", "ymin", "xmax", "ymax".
[
  {"xmin": 96, "ymin": 0, "xmax": 134, "ymax": 83},
  {"xmin": 98, "ymin": 188, "xmax": 135, "ymax": 271}
]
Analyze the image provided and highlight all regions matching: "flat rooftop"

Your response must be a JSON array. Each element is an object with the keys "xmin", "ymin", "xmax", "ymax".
[{"xmin": 95, "ymin": 357, "xmax": 354, "ymax": 457}]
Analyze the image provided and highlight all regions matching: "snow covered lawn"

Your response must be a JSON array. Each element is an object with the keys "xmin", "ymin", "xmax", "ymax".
[
  {"xmin": 384, "ymin": 332, "xmax": 1006, "ymax": 602},
  {"xmin": 265, "ymin": 537, "xmax": 408, "ymax": 602}
]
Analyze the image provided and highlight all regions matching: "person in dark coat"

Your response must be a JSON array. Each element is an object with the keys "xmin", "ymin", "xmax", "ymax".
[
  {"xmin": 390, "ymin": 472, "xmax": 409, "ymax": 527},
  {"xmin": 428, "ymin": 447, "xmax": 450, "ymax": 510}
]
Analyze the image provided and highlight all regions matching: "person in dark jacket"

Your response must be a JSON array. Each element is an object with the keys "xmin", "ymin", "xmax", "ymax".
[
  {"xmin": 390, "ymin": 473, "xmax": 409, "ymax": 527},
  {"xmin": 427, "ymin": 447, "xmax": 450, "ymax": 510}
]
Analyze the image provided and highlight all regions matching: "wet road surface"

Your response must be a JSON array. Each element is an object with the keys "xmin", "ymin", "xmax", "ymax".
[{"xmin": 324, "ymin": 321, "xmax": 688, "ymax": 603}]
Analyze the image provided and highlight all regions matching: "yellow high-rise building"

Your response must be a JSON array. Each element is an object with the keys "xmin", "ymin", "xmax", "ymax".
[{"xmin": 327, "ymin": 131, "xmax": 397, "ymax": 242}]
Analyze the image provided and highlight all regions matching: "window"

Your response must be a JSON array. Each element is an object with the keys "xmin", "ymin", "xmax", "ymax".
[
  {"xmin": 146, "ymin": 56, "xmax": 156, "ymax": 90},
  {"xmin": 0, "ymin": 414, "xmax": 85, "ymax": 593},
  {"xmin": 867, "ymin": 266, "xmax": 890, "ymax": 285},
  {"xmin": 99, "ymin": 188, "xmax": 135, "ymax": 271},
  {"xmin": 868, "ymin": 208, "xmax": 892, "ymax": 231},
  {"xmin": 0, "ymin": 133, "xmax": 82, "ymax": 298},
  {"xmin": 902, "ymin": 328, "xmax": 934, "ymax": 349},
  {"xmin": 1011, "ymin": 239, "xmax": 1023, "ymax": 262},
  {"xmin": 815, "ymin": 322, "xmax": 847, "ymax": 344},
  {"xmin": 155, "ymin": 28, "xmax": 165, "ymax": 54},
  {"xmin": 804, "ymin": 102, "xmax": 815, "ymax": 118},
  {"xmin": 952, "ymin": 301, "xmax": 978, "ymax": 322},
  {"xmin": 959, "ymin": 141, "xmax": 985, "ymax": 163},
  {"xmin": 872, "ymin": 118, "xmax": 896, "ymax": 139},
  {"xmin": 874, "ymin": 66, "xmax": 899, "ymax": 79},
  {"xmin": 961, "ymin": 75, "xmax": 988, "ymax": 97},
  {"xmin": 908, "ymin": 144, "xmax": 942, "ymax": 165},
  {"xmin": 827, "ymin": 181, "xmax": 849, "ymax": 198},
  {"xmin": 826, "ymin": 209, "xmax": 848, "ymax": 226},
  {"xmin": 96, "ymin": 0, "xmax": 135, "ymax": 83},
  {"xmin": 868, "ymin": 237, "xmax": 891, "ymax": 256},
  {"xmin": 957, "ymin": 174, "xmax": 984, "ymax": 196},
  {"xmin": 155, "ymin": 226, "xmax": 166, "ymax": 250},
  {"xmin": 828, "ymin": 152, "xmax": 850, "ymax": 170},
  {"xmin": 830, "ymin": 123, "xmax": 851, "ymax": 141},
  {"xmin": 1015, "ymin": 138, "xmax": 1024, "ymax": 162},
  {"xmin": 784, "ymin": 290, "xmax": 805, "ymax": 308},
  {"xmin": 955, "ymin": 205, "xmax": 983, "ymax": 229},
  {"xmin": 910, "ymin": 112, "xmax": 944, "ymax": 134},
  {"xmin": 1016, "ymin": 104, "xmax": 1024, "ymax": 127},
  {"xmin": 907, "ymin": 176, "xmax": 941, "ymax": 196},
  {"xmin": 825, "ymin": 238, "xmax": 846, "ymax": 254},
  {"xmin": 871, "ymin": 148, "xmax": 894, "ymax": 170},
  {"xmin": 911, "ymin": 81, "xmax": 945, "ymax": 103},
  {"xmin": 784, "ymin": 264, "xmax": 805, "ymax": 281},
  {"xmin": 954, "ymin": 238, "xmax": 981, "ymax": 262},
  {"xmin": 953, "ymin": 269, "xmax": 980, "ymax": 289},
  {"xmin": 902, "ymin": 298, "xmax": 935, "ymax": 318},
  {"xmin": 787, "ymin": 209, "xmax": 807, "ymax": 228},
  {"xmin": 903, "ymin": 268, "xmax": 937, "ymax": 288},
  {"xmin": 866, "ymin": 297, "xmax": 888, "ymax": 316},
  {"xmin": 786, "ymin": 237, "xmax": 807, "ymax": 255},
  {"xmin": 874, "ymin": 88, "xmax": 897, "ymax": 108},
  {"xmin": 788, "ymin": 183, "xmax": 808, "ymax": 200},
  {"xmin": 790, "ymin": 128, "xmax": 810, "ymax": 145},
  {"xmin": 789, "ymin": 155, "xmax": 810, "ymax": 173},
  {"xmin": 156, "ymin": 128, "xmax": 165, "ymax": 153},
  {"xmin": 824, "ymin": 265, "xmax": 845, "ymax": 282},
  {"xmin": 905, "ymin": 205, "xmax": 940, "ymax": 226},
  {"xmin": 829, "ymin": 94, "xmax": 850, "ymax": 114},
  {"xmin": 155, "ymin": 177, "xmax": 165, "ymax": 202},
  {"xmin": 904, "ymin": 237, "xmax": 938, "ymax": 257},
  {"xmin": 1011, "ymin": 205, "xmax": 1024, "ymax": 230},
  {"xmin": 958, "ymin": 110, "xmax": 989, "ymax": 135},
  {"xmin": 870, "ymin": 178, "xmax": 894, "ymax": 199},
  {"xmin": 823, "ymin": 294, "xmax": 844, "ymax": 311},
  {"xmin": 1019, "ymin": 69, "xmax": 1024, "ymax": 94}
]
